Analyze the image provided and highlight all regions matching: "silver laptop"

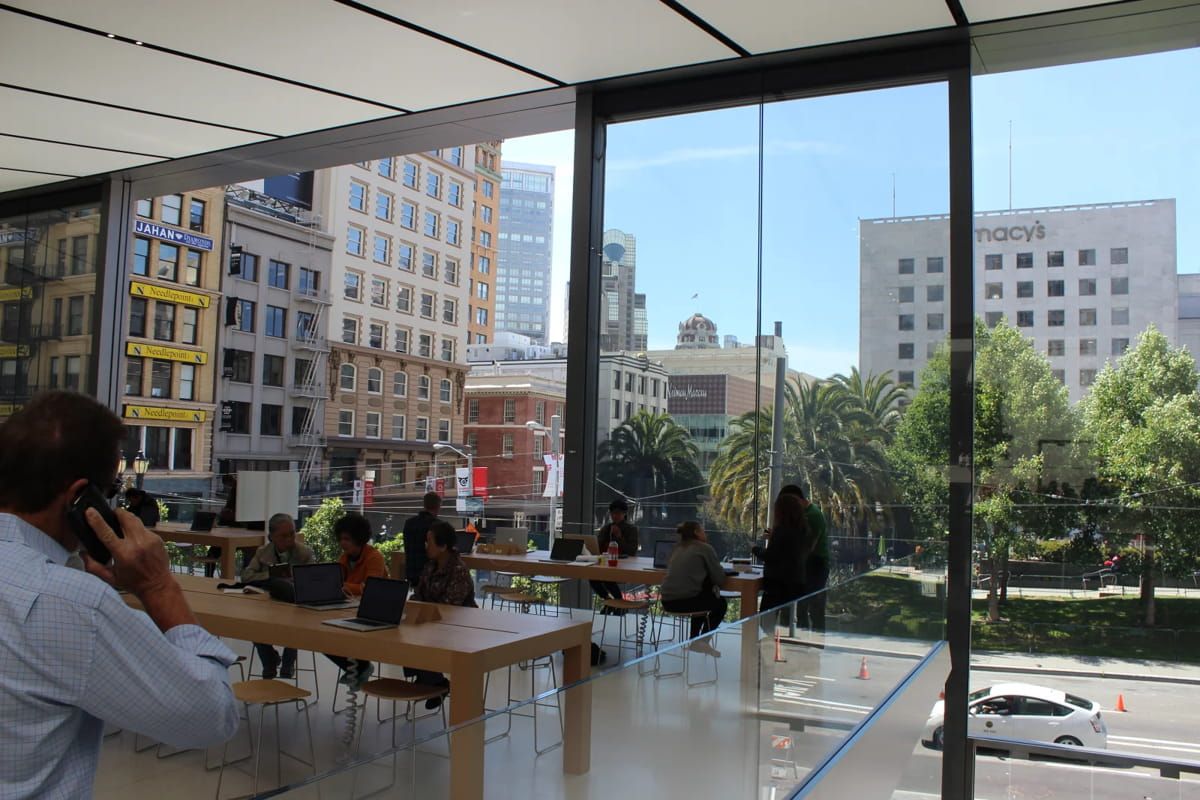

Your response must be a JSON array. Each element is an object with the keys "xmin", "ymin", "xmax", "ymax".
[
  {"xmin": 292, "ymin": 563, "xmax": 358, "ymax": 611},
  {"xmin": 494, "ymin": 527, "xmax": 527, "ymax": 549},
  {"xmin": 323, "ymin": 578, "xmax": 407, "ymax": 632}
]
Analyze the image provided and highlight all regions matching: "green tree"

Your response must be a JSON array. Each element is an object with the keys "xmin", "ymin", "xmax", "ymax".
[
  {"xmin": 597, "ymin": 410, "xmax": 703, "ymax": 526},
  {"xmin": 300, "ymin": 497, "xmax": 347, "ymax": 562},
  {"xmin": 889, "ymin": 319, "xmax": 1075, "ymax": 621},
  {"xmin": 1080, "ymin": 326, "xmax": 1200, "ymax": 626},
  {"xmin": 707, "ymin": 373, "xmax": 899, "ymax": 539}
]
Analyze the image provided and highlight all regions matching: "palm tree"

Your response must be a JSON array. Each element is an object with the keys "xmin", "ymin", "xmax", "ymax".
[
  {"xmin": 596, "ymin": 410, "xmax": 703, "ymax": 518},
  {"xmin": 832, "ymin": 367, "xmax": 907, "ymax": 445},
  {"xmin": 707, "ymin": 373, "xmax": 899, "ymax": 537}
]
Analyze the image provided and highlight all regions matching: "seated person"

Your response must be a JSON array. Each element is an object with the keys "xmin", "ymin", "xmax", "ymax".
[
  {"xmin": 324, "ymin": 513, "xmax": 388, "ymax": 689},
  {"xmin": 241, "ymin": 513, "xmax": 315, "ymax": 680},
  {"xmin": 406, "ymin": 521, "xmax": 477, "ymax": 708},
  {"xmin": 590, "ymin": 499, "xmax": 639, "ymax": 612},
  {"xmin": 123, "ymin": 487, "xmax": 161, "ymax": 528},
  {"xmin": 659, "ymin": 520, "xmax": 727, "ymax": 657}
]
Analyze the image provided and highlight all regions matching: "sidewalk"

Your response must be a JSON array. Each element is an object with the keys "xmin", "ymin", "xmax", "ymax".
[
  {"xmin": 971, "ymin": 649, "xmax": 1200, "ymax": 684},
  {"xmin": 779, "ymin": 629, "xmax": 1200, "ymax": 685}
]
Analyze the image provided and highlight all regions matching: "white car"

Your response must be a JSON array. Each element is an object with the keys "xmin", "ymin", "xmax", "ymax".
[{"xmin": 922, "ymin": 682, "xmax": 1107, "ymax": 750}]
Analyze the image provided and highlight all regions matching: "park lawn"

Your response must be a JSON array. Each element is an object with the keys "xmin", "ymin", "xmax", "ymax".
[{"xmin": 828, "ymin": 572, "xmax": 1200, "ymax": 663}]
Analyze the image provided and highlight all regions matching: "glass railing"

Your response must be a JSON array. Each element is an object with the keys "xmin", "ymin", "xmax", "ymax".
[{"xmin": 249, "ymin": 557, "xmax": 947, "ymax": 799}]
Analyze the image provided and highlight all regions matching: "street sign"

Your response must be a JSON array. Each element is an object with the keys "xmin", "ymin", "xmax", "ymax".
[{"xmin": 352, "ymin": 479, "xmax": 364, "ymax": 507}]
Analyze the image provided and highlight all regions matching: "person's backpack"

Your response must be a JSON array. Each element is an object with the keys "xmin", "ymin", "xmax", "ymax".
[{"xmin": 590, "ymin": 642, "xmax": 607, "ymax": 666}]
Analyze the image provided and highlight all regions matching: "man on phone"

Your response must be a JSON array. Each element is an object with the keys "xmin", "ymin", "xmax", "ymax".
[
  {"xmin": 0, "ymin": 392, "xmax": 239, "ymax": 798},
  {"xmin": 589, "ymin": 499, "xmax": 639, "ymax": 610}
]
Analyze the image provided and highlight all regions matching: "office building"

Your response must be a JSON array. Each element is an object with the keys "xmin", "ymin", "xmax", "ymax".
[
  {"xmin": 496, "ymin": 161, "xmax": 554, "ymax": 343},
  {"xmin": 645, "ymin": 319, "xmax": 805, "ymax": 391},
  {"xmin": 214, "ymin": 186, "xmax": 334, "ymax": 488},
  {"xmin": 468, "ymin": 349, "xmax": 666, "ymax": 444},
  {"xmin": 470, "ymin": 142, "xmax": 501, "ymax": 346},
  {"xmin": 313, "ymin": 152, "xmax": 474, "ymax": 494},
  {"xmin": 860, "ymin": 199, "xmax": 1178, "ymax": 402},
  {"xmin": 1178, "ymin": 273, "xmax": 1200, "ymax": 373},
  {"xmin": 598, "ymin": 228, "xmax": 648, "ymax": 352},
  {"xmin": 667, "ymin": 372, "xmax": 757, "ymax": 474},
  {"xmin": 120, "ymin": 189, "xmax": 225, "ymax": 495}
]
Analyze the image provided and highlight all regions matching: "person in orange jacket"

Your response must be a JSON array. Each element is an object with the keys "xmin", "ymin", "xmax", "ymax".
[{"xmin": 325, "ymin": 512, "xmax": 388, "ymax": 688}]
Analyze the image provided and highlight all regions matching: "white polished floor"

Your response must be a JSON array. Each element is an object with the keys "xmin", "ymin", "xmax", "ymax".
[{"xmin": 95, "ymin": 615, "xmax": 934, "ymax": 799}]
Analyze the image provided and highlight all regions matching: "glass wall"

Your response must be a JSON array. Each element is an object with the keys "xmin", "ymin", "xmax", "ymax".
[
  {"xmin": 0, "ymin": 197, "xmax": 104, "ymax": 421},
  {"xmin": 964, "ymin": 43, "xmax": 1200, "ymax": 790},
  {"xmin": 595, "ymin": 81, "xmax": 950, "ymax": 583}
]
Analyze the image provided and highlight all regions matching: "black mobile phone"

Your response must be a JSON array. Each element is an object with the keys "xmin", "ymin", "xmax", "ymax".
[{"xmin": 66, "ymin": 483, "xmax": 124, "ymax": 564}]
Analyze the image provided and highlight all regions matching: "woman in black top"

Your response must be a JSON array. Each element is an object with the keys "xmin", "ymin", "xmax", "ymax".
[{"xmin": 753, "ymin": 493, "xmax": 814, "ymax": 624}]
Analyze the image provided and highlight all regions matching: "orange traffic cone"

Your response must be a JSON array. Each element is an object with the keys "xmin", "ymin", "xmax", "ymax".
[
  {"xmin": 1115, "ymin": 694, "xmax": 1127, "ymax": 712},
  {"xmin": 857, "ymin": 656, "xmax": 870, "ymax": 680}
]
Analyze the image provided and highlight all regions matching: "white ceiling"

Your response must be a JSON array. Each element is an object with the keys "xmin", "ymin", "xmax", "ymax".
[{"xmin": 0, "ymin": 0, "xmax": 1133, "ymax": 197}]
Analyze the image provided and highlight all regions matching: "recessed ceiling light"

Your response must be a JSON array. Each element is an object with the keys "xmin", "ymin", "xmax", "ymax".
[
  {"xmin": 134, "ymin": 40, "xmax": 143, "ymax": 46},
  {"xmin": 106, "ymin": 33, "xmax": 115, "ymax": 38}
]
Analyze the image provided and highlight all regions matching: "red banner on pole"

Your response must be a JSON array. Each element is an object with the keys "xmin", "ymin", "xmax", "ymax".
[
  {"xmin": 364, "ymin": 480, "xmax": 374, "ymax": 506},
  {"xmin": 472, "ymin": 467, "xmax": 489, "ymax": 500}
]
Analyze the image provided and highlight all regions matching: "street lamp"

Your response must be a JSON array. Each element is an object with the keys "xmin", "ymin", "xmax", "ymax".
[
  {"xmin": 526, "ymin": 414, "xmax": 561, "ymax": 539},
  {"xmin": 132, "ymin": 450, "xmax": 150, "ymax": 489}
]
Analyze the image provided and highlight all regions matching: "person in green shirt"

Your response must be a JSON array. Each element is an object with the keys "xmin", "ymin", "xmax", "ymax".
[{"xmin": 780, "ymin": 484, "xmax": 829, "ymax": 632}]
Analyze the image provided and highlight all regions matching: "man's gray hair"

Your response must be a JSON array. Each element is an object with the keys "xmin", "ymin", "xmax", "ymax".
[{"xmin": 267, "ymin": 513, "xmax": 294, "ymax": 536}]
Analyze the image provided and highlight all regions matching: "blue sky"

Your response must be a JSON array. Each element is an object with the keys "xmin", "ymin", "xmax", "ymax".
[{"xmin": 499, "ymin": 47, "xmax": 1200, "ymax": 378}]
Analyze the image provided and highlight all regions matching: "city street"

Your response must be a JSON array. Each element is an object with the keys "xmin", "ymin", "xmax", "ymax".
[{"xmin": 756, "ymin": 646, "xmax": 1200, "ymax": 799}]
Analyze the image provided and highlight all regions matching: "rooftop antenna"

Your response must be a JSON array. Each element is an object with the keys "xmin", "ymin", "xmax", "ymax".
[{"xmin": 1008, "ymin": 120, "xmax": 1013, "ymax": 211}]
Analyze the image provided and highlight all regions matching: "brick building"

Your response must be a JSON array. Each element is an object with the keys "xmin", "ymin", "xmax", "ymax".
[{"xmin": 462, "ymin": 373, "xmax": 564, "ymax": 523}]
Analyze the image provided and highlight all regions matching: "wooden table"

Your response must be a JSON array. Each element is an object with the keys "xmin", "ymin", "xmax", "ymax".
[
  {"xmin": 139, "ymin": 575, "xmax": 592, "ymax": 800},
  {"xmin": 152, "ymin": 523, "xmax": 265, "ymax": 581},
  {"xmin": 392, "ymin": 549, "xmax": 764, "ymax": 619}
]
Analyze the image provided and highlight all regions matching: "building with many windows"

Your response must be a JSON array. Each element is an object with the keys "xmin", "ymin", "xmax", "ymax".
[
  {"xmin": 0, "ymin": 204, "xmax": 102, "ymax": 419},
  {"xmin": 496, "ymin": 162, "xmax": 554, "ymax": 343},
  {"xmin": 121, "ymin": 188, "xmax": 225, "ymax": 494},
  {"xmin": 214, "ymin": 187, "xmax": 334, "ymax": 486},
  {"xmin": 467, "ymin": 349, "xmax": 666, "ymax": 444},
  {"xmin": 313, "ymin": 152, "xmax": 474, "ymax": 494},
  {"xmin": 470, "ymin": 142, "xmax": 501, "ymax": 347},
  {"xmin": 463, "ymin": 372, "xmax": 565, "ymax": 515},
  {"xmin": 860, "ymin": 199, "xmax": 1179, "ymax": 402},
  {"xmin": 598, "ymin": 228, "xmax": 647, "ymax": 352},
  {"xmin": 666, "ymin": 373, "xmax": 757, "ymax": 474},
  {"xmin": 1178, "ymin": 273, "xmax": 1200, "ymax": 374}
]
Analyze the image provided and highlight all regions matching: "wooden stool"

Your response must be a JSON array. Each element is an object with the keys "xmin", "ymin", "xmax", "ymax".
[
  {"xmin": 479, "ymin": 584, "xmax": 514, "ymax": 609},
  {"xmin": 215, "ymin": 680, "xmax": 316, "ymax": 799},
  {"xmin": 351, "ymin": 679, "xmax": 449, "ymax": 797},
  {"xmin": 596, "ymin": 598, "xmax": 653, "ymax": 666},
  {"xmin": 246, "ymin": 647, "xmax": 321, "ymax": 701},
  {"xmin": 495, "ymin": 591, "xmax": 546, "ymax": 615},
  {"xmin": 653, "ymin": 610, "xmax": 719, "ymax": 687}
]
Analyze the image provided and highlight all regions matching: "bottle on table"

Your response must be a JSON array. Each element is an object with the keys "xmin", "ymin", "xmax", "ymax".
[{"xmin": 607, "ymin": 539, "xmax": 619, "ymax": 568}]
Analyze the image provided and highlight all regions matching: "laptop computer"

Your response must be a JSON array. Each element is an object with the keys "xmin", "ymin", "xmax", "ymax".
[
  {"xmin": 292, "ymin": 563, "xmax": 358, "ymax": 610},
  {"xmin": 190, "ymin": 512, "xmax": 217, "ymax": 532},
  {"xmin": 539, "ymin": 538, "xmax": 584, "ymax": 564},
  {"xmin": 455, "ymin": 530, "xmax": 477, "ymax": 555},
  {"xmin": 323, "ymin": 577, "xmax": 408, "ymax": 632},
  {"xmin": 652, "ymin": 540, "xmax": 676, "ymax": 569},
  {"xmin": 494, "ymin": 527, "xmax": 527, "ymax": 549},
  {"xmin": 566, "ymin": 534, "xmax": 600, "ymax": 555}
]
